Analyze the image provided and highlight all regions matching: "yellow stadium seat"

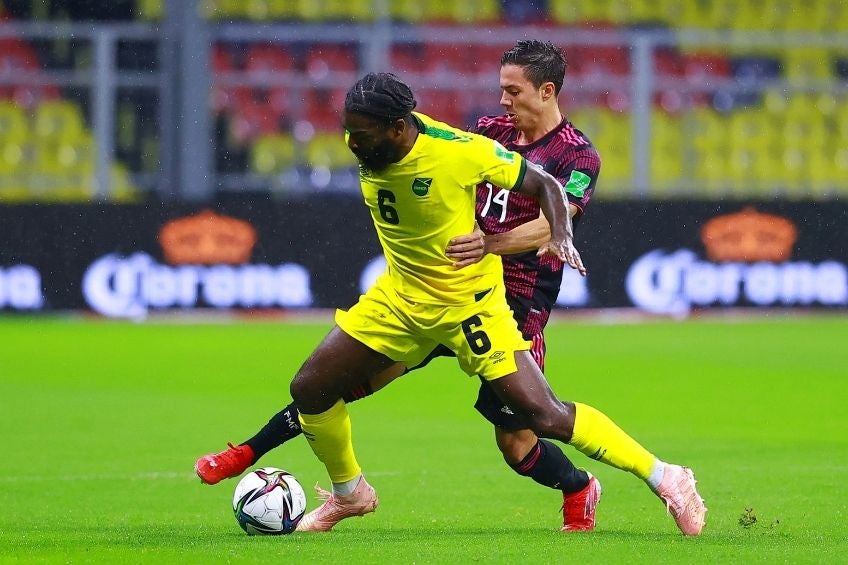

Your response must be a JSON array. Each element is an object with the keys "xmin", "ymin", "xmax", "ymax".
[
  {"xmin": 784, "ymin": 48, "xmax": 832, "ymax": 84},
  {"xmin": 692, "ymin": 144, "xmax": 729, "ymax": 196},
  {"xmin": 305, "ymin": 132, "xmax": 357, "ymax": 169},
  {"xmin": 389, "ymin": 0, "xmax": 425, "ymax": 22},
  {"xmin": 136, "ymin": 0, "xmax": 163, "ymax": 20},
  {"xmin": 0, "ymin": 142, "xmax": 28, "ymax": 173},
  {"xmin": 56, "ymin": 135, "xmax": 96, "ymax": 174},
  {"xmin": 0, "ymin": 102, "xmax": 29, "ymax": 144},
  {"xmin": 202, "ymin": 0, "xmax": 247, "ymax": 20},
  {"xmin": 34, "ymin": 101, "xmax": 85, "ymax": 142},
  {"xmin": 669, "ymin": 0, "xmax": 715, "ymax": 29},
  {"xmin": 579, "ymin": 0, "xmax": 613, "ymax": 22},
  {"xmin": 547, "ymin": 0, "xmax": 581, "ymax": 24},
  {"xmin": 728, "ymin": 109, "xmax": 781, "ymax": 153},
  {"xmin": 609, "ymin": 0, "xmax": 662, "ymax": 25},
  {"xmin": 832, "ymin": 144, "xmax": 848, "ymax": 194},
  {"xmin": 567, "ymin": 107, "xmax": 633, "ymax": 197},
  {"xmin": 452, "ymin": 0, "xmax": 500, "ymax": 23},
  {"xmin": 687, "ymin": 107, "xmax": 725, "ymax": 152},
  {"xmin": 295, "ymin": 0, "xmax": 328, "ymax": 21},
  {"xmin": 0, "ymin": 139, "xmax": 30, "ymax": 201},
  {"xmin": 337, "ymin": 0, "xmax": 374, "ymax": 21},
  {"xmin": 650, "ymin": 111, "xmax": 684, "ymax": 194},
  {"xmin": 251, "ymin": 134, "xmax": 296, "ymax": 175},
  {"xmin": 248, "ymin": 0, "xmax": 298, "ymax": 20}
]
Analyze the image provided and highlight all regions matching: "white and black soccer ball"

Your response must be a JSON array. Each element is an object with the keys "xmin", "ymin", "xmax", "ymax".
[{"xmin": 232, "ymin": 467, "xmax": 307, "ymax": 535}]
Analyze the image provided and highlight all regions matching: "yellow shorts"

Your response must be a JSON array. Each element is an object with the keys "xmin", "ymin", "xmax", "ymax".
[{"xmin": 335, "ymin": 275, "xmax": 530, "ymax": 380}]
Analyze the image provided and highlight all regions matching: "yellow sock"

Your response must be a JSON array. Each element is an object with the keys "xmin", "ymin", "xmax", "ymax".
[
  {"xmin": 569, "ymin": 402, "xmax": 656, "ymax": 480},
  {"xmin": 298, "ymin": 399, "xmax": 361, "ymax": 483}
]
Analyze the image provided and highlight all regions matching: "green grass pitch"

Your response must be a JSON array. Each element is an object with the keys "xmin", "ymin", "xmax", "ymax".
[{"xmin": 1, "ymin": 315, "xmax": 846, "ymax": 563}]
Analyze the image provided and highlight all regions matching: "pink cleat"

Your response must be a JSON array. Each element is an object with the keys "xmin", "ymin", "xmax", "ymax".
[
  {"xmin": 560, "ymin": 473, "xmax": 602, "ymax": 532},
  {"xmin": 654, "ymin": 464, "xmax": 707, "ymax": 536},
  {"xmin": 296, "ymin": 476, "xmax": 378, "ymax": 532},
  {"xmin": 195, "ymin": 442, "xmax": 254, "ymax": 485}
]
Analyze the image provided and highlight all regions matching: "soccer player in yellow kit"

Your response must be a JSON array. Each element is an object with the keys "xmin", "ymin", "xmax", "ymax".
[{"xmin": 287, "ymin": 73, "xmax": 706, "ymax": 535}]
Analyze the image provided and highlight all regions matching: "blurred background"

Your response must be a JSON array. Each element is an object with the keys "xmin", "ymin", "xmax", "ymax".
[{"xmin": 0, "ymin": 0, "xmax": 846, "ymax": 317}]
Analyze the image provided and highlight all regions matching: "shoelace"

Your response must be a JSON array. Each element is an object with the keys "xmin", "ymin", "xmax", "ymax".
[
  {"xmin": 216, "ymin": 442, "xmax": 243, "ymax": 465},
  {"xmin": 313, "ymin": 483, "xmax": 334, "ymax": 503}
]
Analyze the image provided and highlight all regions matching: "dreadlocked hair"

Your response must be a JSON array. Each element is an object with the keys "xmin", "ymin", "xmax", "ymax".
[{"xmin": 344, "ymin": 72, "xmax": 417, "ymax": 123}]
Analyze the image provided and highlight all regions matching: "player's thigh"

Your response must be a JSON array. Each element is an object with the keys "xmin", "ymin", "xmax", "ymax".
[
  {"xmin": 335, "ymin": 280, "xmax": 439, "ymax": 368},
  {"xmin": 291, "ymin": 325, "xmax": 396, "ymax": 413},
  {"xmin": 443, "ymin": 289, "xmax": 530, "ymax": 380}
]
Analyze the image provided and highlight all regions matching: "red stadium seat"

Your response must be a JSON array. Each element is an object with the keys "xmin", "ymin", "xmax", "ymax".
[
  {"xmin": 390, "ymin": 43, "xmax": 428, "ymax": 74},
  {"xmin": 305, "ymin": 44, "xmax": 358, "ymax": 80},
  {"xmin": 415, "ymin": 89, "xmax": 468, "ymax": 128},
  {"xmin": 466, "ymin": 44, "xmax": 511, "ymax": 77},
  {"xmin": 304, "ymin": 87, "xmax": 347, "ymax": 131},
  {"xmin": 422, "ymin": 43, "xmax": 472, "ymax": 76},
  {"xmin": 245, "ymin": 44, "xmax": 295, "ymax": 72},
  {"xmin": 683, "ymin": 53, "xmax": 731, "ymax": 83},
  {"xmin": 229, "ymin": 97, "xmax": 281, "ymax": 144},
  {"xmin": 654, "ymin": 48, "xmax": 685, "ymax": 77}
]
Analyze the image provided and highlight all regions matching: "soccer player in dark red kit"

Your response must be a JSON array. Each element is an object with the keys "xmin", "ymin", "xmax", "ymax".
[{"xmin": 196, "ymin": 41, "xmax": 706, "ymax": 536}]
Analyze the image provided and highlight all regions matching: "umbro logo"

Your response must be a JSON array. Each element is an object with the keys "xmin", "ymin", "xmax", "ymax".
[{"xmin": 490, "ymin": 350, "xmax": 506, "ymax": 364}]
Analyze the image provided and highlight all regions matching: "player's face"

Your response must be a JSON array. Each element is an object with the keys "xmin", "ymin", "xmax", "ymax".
[
  {"xmin": 499, "ymin": 64, "xmax": 547, "ymax": 131},
  {"xmin": 343, "ymin": 111, "xmax": 403, "ymax": 172}
]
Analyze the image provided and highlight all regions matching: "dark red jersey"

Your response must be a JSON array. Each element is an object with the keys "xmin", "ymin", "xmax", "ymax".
[{"xmin": 475, "ymin": 114, "xmax": 601, "ymax": 337}]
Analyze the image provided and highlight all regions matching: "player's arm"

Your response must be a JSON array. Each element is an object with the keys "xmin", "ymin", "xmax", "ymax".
[
  {"xmin": 446, "ymin": 206, "xmax": 577, "ymax": 267},
  {"xmin": 511, "ymin": 162, "xmax": 586, "ymax": 275}
]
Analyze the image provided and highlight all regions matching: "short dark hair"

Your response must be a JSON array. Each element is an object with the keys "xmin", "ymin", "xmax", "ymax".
[
  {"xmin": 500, "ymin": 40, "xmax": 567, "ymax": 96},
  {"xmin": 344, "ymin": 72, "xmax": 417, "ymax": 122}
]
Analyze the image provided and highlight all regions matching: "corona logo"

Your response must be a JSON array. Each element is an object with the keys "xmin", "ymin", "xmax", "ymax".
[
  {"xmin": 700, "ymin": 207, "xmax": 797, "ymax": 263},
  {"xmin": 158, "ymin": 210, "xmax": 257, "ymax": 265}
]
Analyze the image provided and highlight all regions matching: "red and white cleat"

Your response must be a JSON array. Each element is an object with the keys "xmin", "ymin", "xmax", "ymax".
[
  {"xmin": 194, "ymin": 442, "xmax": 254, "ymax": 485},
  {"xmin": 560, "ymin": 473, "xmax": 602, "ymax": 532}
]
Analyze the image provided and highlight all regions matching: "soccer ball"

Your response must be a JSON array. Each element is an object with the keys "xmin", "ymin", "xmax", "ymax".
[{"xmin": 232, "ymin": 467, "xmax": 307, "ymax": 535}]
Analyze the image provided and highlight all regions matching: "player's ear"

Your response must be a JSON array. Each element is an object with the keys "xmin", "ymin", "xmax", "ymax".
[
  {"xmin": 389, "ymin": 117, "xmax": 406, "ymax": 137},
  {"xmin": 541, "ymin": 82, "xmax": 555, "ymax": 101}
]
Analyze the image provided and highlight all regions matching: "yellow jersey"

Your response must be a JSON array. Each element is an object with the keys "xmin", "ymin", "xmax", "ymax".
[{"xmin": 358, "ymin": 112, "xmax": 527, "ymax": 305}]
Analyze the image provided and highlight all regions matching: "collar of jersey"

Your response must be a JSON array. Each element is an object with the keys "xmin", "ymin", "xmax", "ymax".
[
  {"xmin": 391, "ymin": 113, "xmax": 426, "ymax": 167},
  {"xmin": 508, "ymin": 116, "xmax": 568, "ymax": 151}
]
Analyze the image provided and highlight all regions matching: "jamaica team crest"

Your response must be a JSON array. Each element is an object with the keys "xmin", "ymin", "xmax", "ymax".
[{"xmin": 412, "ymin": 177, "xmax": 432, "ymax": 196}]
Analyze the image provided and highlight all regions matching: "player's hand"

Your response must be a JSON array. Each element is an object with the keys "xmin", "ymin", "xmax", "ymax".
[
  {"xmin": 537, "ymin": 238, "xmax": 587, "ymax": 276},
  {"xmin": 446, "ymin": 227, "xmax": 486, "ymax": 269}
]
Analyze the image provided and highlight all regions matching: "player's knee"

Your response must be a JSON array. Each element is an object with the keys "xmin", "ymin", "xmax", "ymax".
[
  {"xmin": 289, "ymin": 371, "xmax": 317, "ymax": 409},
  {"xmin": 523, "ymin": 401, "xmax": 575, "ymax": 442},
  {"xmin": 496, "ymin": 429, "xmax": 538, "ymax": 464}
]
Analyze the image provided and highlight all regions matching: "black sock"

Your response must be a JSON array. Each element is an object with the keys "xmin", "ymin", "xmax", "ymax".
[
  {"xmin": 243, "ymin": 402, "xmax": 302, "ymax": 463},
  {"xmin": 509, "ymin": 439, "xmax": 590, "ymax": 495}
]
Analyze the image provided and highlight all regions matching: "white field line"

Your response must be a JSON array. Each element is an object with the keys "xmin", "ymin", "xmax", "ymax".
[{"xmin": 0, "ymin": 469, "xmax": 400, "ymax": 483}]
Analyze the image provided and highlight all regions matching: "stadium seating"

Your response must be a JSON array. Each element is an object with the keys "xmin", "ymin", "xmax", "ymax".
[{"xmin": 6, "ymin": 0, "xmax": 848, "ymax": 199}]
